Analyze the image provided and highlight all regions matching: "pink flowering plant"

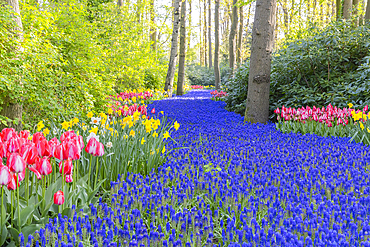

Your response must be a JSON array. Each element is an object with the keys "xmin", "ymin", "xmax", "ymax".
[{"xmin": 210, "ymin": 90, "xmax": 227, "ymax": 101}]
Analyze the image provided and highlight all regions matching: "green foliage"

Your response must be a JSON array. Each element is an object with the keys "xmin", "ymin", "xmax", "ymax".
[
  {"xmin": 0, "ymin": 0, "xmax": 169, "ymax": 129},
  {"xmin": 186, "ymin": 62, "xmax": 230, "ymax": 87},
  {"xmin": 224, "ymin": 21, "xmax": 370, "ymax": 118}
]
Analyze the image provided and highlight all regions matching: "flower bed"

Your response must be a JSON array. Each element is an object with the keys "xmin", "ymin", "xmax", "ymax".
[
  {"xmin": 191, "ymin": 85, "xmax": 204, "ymax": 89},
  {"xmin": 210, "ymin": 90, "xmax": 227, "ymax": 101},
  {"xmin": 21, "ymin": 91, "xmax": 370, "ymax": 246},
  {"xmin": 275, "ymin": 103, "xmax": 370, "ymax": 145}
]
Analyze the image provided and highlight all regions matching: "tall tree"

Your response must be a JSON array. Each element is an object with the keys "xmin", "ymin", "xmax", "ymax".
[
  {"xmin": 353, "ymin": 0, "xmax": 359, "ymax": 25},
  {"xmin": 150, "ymin": 0, "xmax": 157, "ymax": 50},
  {"xmin": 228, "ymin": 0, "xmax": 238, "ymax": 72},
  {"xmin": 117, "ymin": 0, "xmax": 123, "ymax": 7},
  {"xmin": 366, "ymin": 0, "xmax": 370, "ymax": 22},
  {"xmin": 188, "ymin": 0, "xmax": 192, "ymax": 51},
  {"xmin": 336, "ymin": 0, "xmax": 342, "ymax": 20},
  {"xmin": 0, "ymin": 0, "xmax": 23, "ymax": 131},
  {"xmin": 343, "ymin": 0, "xmax": 352, "ymax": 19},
  {"xmin": 199, "ymin": 1, "xmax": 204, "ymax": 65},
  {"xmin": 208, "ymin": 0, "xmax": 212, "ymax": 67},
  {"xmin": 236, "ymin": 5, "xmax": 243, "ymax": 66},
  {"xmin": 214, "ymin": 0, "xmax": 221, "ymax": 89},
  {"xmin": 177, "ymin": 0, "xmax": 187, "ymax": 96},
  {"xmin": 164, "ymin": 0, "xmax": 181, "ymax": 97},
  {"xmin": 203, "ymin": 0, "xmax": 208, "ymax": 67},
  {"xmin": 244, "ymin": 0, "xmax": 276, "ymax": 123}
]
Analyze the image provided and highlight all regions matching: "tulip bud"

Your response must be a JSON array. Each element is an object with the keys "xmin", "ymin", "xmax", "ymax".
[
  {"xmin": 65, "ymin": 174, "xmax": 73, "ymax": 183},
  {"xmin": 28, "ymin": 166, "xmax": 42, "ymax": 180},
  {"xmin": 19, "ymin": 130, "xmax": 30, "ymax": 139},
  {"xmin": 37, "ymin": 139, "xmax": 51, "ymax": 157},
  {"xmin": 85, "ymin": 137, "xmax": 98, "ymax": 155},
  {"xmin": 53, "ymin": 191, "xmax": 65, "ymax": 205},
  {"xmin": 151, "ymin": 108, "xmax": 155, "ymax": 114},
  {"xmin": 95, "ymin": 142, "xmax": 105, "ymax": 157},
  {"xmin": 53, "ymin": 144, "xmax": 65, "ymax": 161},
  {"xmin": 7, "ymin": 173, "xmax": 19, "ymax": 190},
  {"xmin": 0, "ymin": 128, "xmax": 16, "ymax": 142}
]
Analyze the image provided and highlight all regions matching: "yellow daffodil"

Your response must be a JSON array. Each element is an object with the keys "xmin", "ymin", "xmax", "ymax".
[
  {"xmin": 89, "ymin": 127, "xmax": 99, "ymax": 134},
  {"xmin": 124, "ymin": 106, "xmax": 129, "ymax": 111},
  {"xmin": 162, "ymin": 146, "xmax": 166, "ymax": 154},
  {"xmin": 142, "ymin": 115, "xmax": 146, "ymax": 119},
  {"xmin": 141, "ymin": 137, "xmax": 146, "ymax": 145},
  {"xmin": 368, "ymin": 128, "xmax": 370, "ymax": 133},
  {"xmin": 348, "ymin": 103, "xmax": 353, "ymax": 108},
  {"xmin": 163, "ymin": 131, "xmax": 170, "ymax": 140},
  {"xmin": 150, "ymin": 150, "xmax": 155, "ymax": 155},
  {"xmin": 132, "ymin": 96, "xmax": 137, "ymax": 103},
  {"xmin": 152, "ymin": 131, "xmax": 158, "ymax": 137},
  {"xmin": 129, "ymin": 130, "xmax": 135, "ymax": 137},
  {"xmin": 43, "ymin": 128, "xmax": 50, "ymax": 136},
  {"xmin": 73, "ymin": 117, "xmax": 79, "ymax": 124},
  {"xmin": 160, "ymin": 111, "xmax": 164, "ymax": 115},
  {"xmin": 108, "ymin": 108, "xmax": 113, "ymax": 115},
  {"xmin": 28, "ymin": 135, "xmax": 33, "ymax": 141},
  {"xmin": 360, "ymin": 122, "xmax": 365, "ymax": 130},
  {"xmin": 87, "ymin": 111, "xmax": 93, "ymax": 118},
  {"xmin": 82, "ymin": 125, "xmax": 87, "ymax": 131},
  {"xmin": 174, "ymin": 121, "xmax": 180, "ymax": 131},
  {"xmin": 37, "ymin": 121, "xmax": 45, "ymax": 131},
  {"xmin": 61, "ymin": 121, "xmax": 69, "ymax": 130},
  {"xmin": 116, "ymin": 110, "xmax": 122, "ymax": 116}
]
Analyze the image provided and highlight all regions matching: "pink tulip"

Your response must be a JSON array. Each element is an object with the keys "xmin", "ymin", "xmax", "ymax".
[
  {"xmin": 19, "ymin": 130, "xmax": 30, "ymax": 139},
  {"xmin": 151, "ymin": 108, "xmax": 155, "ymax": 114},
  {"xmin": 0, "ymin": 165, "xmax": 11, "ymax": 186},
  {"xmin": 95, "ymin": 142, "xmax": 105, "ymax": 157},
  {"xmin": 7, "ymin": 173, "xmax": 19, "ymax": 190},
  {"xmin": 0, "ymin": 142, "xmax": 5, "ymax": 159},
  {"xmin": 59, "ymin": 158, "xmax": 73, "ymax": 175},
  {"xmin": 28, "ymin": 166, "xmax": 42, "ymax": 180},
  {"xmin": 21, "ymin": 143, "xmax": 38, "ymax": 165},
  {"xmin": 7, "ymin": 153, "xmax": 26, "ymax": 173},
  {"xmin": 53, "ymin": 191, "xmax": 64, "ymax": 205},
  {"xmin": 32, "ymin": 132, "xmax": 45, "ymax": 145},
  {"xmin": 36, "ymin": 139, "xmax": 51, "ymax": 157},
  {"xmin": 60, "ymin": 130, "xmax": 77, "ymax": 143},
  {"xmin": 85, "ymin": 137, "xmax": 98, "ymax": 155},
  {"xmin": 6, "ymin": 137, "xmax": 20, "ymax": 153},
  {"xmin": 37, "ymin": 157, "xmax": 52, "ymax": 176},
  {"xmin": 0, "ymin": 128, "xmax": 16, "ymax": 142},
  {"xmin": 53, "ymin": 144, "xmax": 66, "ymax": 161},
  {"xmin": 65, "ymin": 174, "xmax": 73, "ymax": 183}
]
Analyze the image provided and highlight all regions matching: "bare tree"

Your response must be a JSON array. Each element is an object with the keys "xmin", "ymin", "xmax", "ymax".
[
  {"xmin": 0, "ymin": 0, "xmax": 23, "ymax": 131},
  {"xmin": 214, "ymin": 0, "xmax": 221, "ymax": 89},
  {"xmin": 366, "ymin": 0, "xmax": 370, "ymax": 22},
  {"xmin": 117, "ymin": 0, "xmax": 123, "ymax": 7},
  {"xmin": 177, "ymin": 0, "xmax": 187, "ymax": 96},
  {"xmin": 244, "ymin": 0, "xmax": 276, "ymax": 123},
  {"xmin": 150, "ymin": 0, "xmax": 157, "ymax": 50},
  {"xmin": 164, "ymin": 0, "xmax": 181, "ymax": 97},
  {"xmin": 228, "ymin": 0, "xmax": 238, "ymax": 72},
  {"xmin": 203, "ymin": 0, "xmax": 208, "ymax": 67}
]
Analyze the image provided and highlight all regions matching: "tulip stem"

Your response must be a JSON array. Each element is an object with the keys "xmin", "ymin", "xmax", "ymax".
[
  {"xmin": 42, "ymin": 176, "xmax": 46, "ymax": 209},
  {"xmin": 61, "ymin": 162, "xmax": 64, "ymax": 212},
  {"xmin": 54, "ymin": 158, "xmax": 57, "ymax": 184},
  {"xmin": 1, "ymin": 187, "xmax": 3, "ymax": 236},
  {"xmin": 88, "ymin": 155, "xmax": 92, "ymax": 189},
  {"xmin": 25, "ymin": 168, "xmax": 29, "ymax": 206},
  {"xmin": 94, "ymin": 157, "xmax": 99, "ymax": 190},
  {"xmin": 11, "ymin": 190, "xmax": 13, "ymax": 228},
  {"xmin": 16, "ymin": 173, "xmax": 21, "ymax": 232}
]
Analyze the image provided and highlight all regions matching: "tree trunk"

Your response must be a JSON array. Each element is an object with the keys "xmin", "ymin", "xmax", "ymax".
[
  {"xmin": 117, "ymin": 0, "xmax": 123, "ymax": 7},
  {"xmin": 365, "ymin": 0, "xmax": 370, "ymax": 22},
  {"xmin": 164, "ymin": 0, "xmax": 181, "ymax": 97},
  {"xmin": 203, "ymin": 0, "xmax": 208, "ymax": 67},
  {"xmin": 208, "ymin": 0, "xmax": 212, "ymax": 67},
  {"xmin": 177, "ymin": 0, "xmax": 187, "ymax": 96},
  {"xmin": 228, "ymin": 0, "xmax": 238, "ymax": 72},
  {"xmin": 244, "ymin": 0, "xmax": 276, "ymax": 124},
  {"xmin": 150, "ymin": 0, "xmax": 156, "ymax": 50},
  {"xmin": 353, "ymin": 0, "xmax": 359, "ymax": 25},
  {"xmin": 281, "ymin": 0, "xmax": 288, "ymax": 36},
  {"xmin": 188, "ymin": 0, "xmax": 192, "ymax": 51},
  {"xmin": 214, "ymin": 0, "xmax": 221, "ymax": 89},
  {"xmin": 336, "ymin": 0, "xmax": 342, "ymax": 20},
  {"xmin": 343, "ymin": 0, "xmax": 352, "ymax": 19},
  {"xmin": 199, "ymin": 1, "xmax": 204, "ymax": 65},
  {"xmin": 236, "ymin": 5, "xmax": 243, "ymax": 66},
  {"xmin": 0, "ymin": 0, "xmax": 23, "ymax": 132}
]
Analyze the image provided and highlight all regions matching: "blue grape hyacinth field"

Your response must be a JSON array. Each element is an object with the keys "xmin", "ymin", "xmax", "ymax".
[{"xmin": 24, "ymin": 90, "xmax": 370, "ymax": 247}]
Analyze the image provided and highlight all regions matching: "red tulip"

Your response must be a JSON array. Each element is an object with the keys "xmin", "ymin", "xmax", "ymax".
[
  {"xmin": 85, "ymin": 137, "xmax": 98, "ymax": 155},
  {"xmin": 151, "ymin": 108, "xmax": 155, "ymax": 114},
  {"xmin": 28, "ymin": 165, "xmax": 42, "ymax": 180},
  {"xmin": 6, "ymin": 136, "xmax": 20, "ymax": 153},
  {"xmin": 59, "ymin": 158, "xmax": 73, "ymax": 175},
  {"xmin": 95, "ymin": 142, "xmax": 105, "ymax": 157},
  {"xmin": 60, "ymin": 130, "xmax": 77, "ymax": 143},
  {"xmin": 53, "ymin": 190, "xmax": 64, "ymax": 205},
  {"xmin": 78, "ymin": 135, "xmax": 84, "ymax": 149},
  {"xmin": 32, "ymin": 132, "xmax": 45, "ymax": 145},
  {"xmin": 64, "ymin": 140, "xmax": 80, "ymax": 160},
  {"xmin": 37, "ymin": 157, "xmax": 52, "ymax": 176},
  {"xmin": 0, "ymin": 142, "xmax": 5, "ymax": 159},
  {"xmin": 0, "ymin": 128, "xmax": 16, "ymax": 142},
  {"xmin": 53, "ymin": 144, "xmax": 65, "ymax": 161},
  {"xmin": 65, "ymin": 174, "xmax": 73, "ymax": 183},
  {"xmin": 49, "ymin": 138, "xmax": 60, "ymax": 154},
  {"xmin": 19, "ymin": 130, "xmax": 30, "ymax": 139},
  {"xmin": 0, "ymin": 164, "xmax": 10, "ymax": 186},
  {"xmin": 7, "ymin": 153, "xmax": 26, "ymax": 173},
  {"xmin": 21, "ymin": 143, "xmax": 38, "ymax": 165},
  {"xmin": 7, "ymin": 173, "xmax": 19, "ymax": 190},
  {"xmin": 36, "ymin": 139, "xmax": 51, "ymax": 157}
]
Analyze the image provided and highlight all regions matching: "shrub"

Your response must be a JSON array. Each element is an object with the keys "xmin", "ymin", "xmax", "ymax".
[{"xmin": 224, "ymin": 21, "xmax": 370, "ymax": 118}]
